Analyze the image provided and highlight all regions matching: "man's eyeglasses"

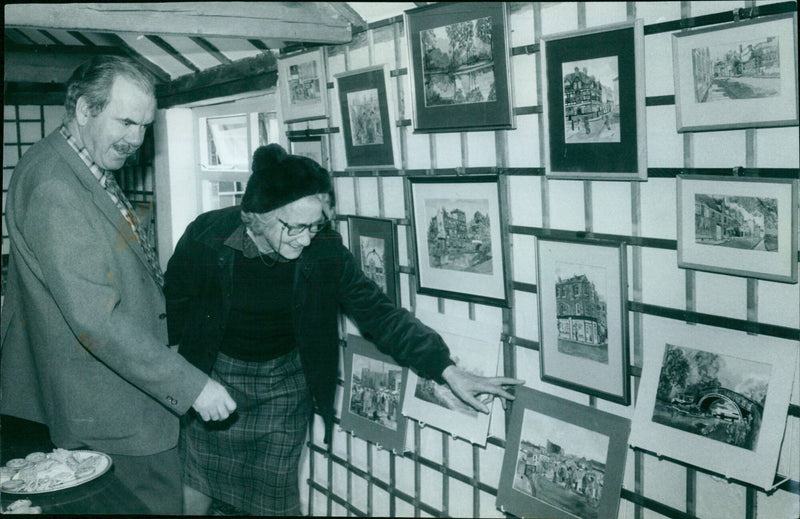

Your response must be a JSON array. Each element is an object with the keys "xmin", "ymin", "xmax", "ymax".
[{"xmin": 277, "ymin": 217, "xmax": 329, "ymax": 236}]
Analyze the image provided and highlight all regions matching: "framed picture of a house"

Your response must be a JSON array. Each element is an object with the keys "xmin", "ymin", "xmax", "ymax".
[
  {"xmin": 541, "ymin": 20, "xmax": 646, "ymax": 180},
  {"xmin": 347, "ymin": 216, "xmax": 399, "ymax": 306},
  {"xmin": 536, "ymin": 237, "xmax": 630, "ymax": 404},
  {"xmin": 408, "ymin": 175, "xmax": 510, "ymax": 307},
  {"xmin": 677, "ymin": 175, "xmax": 798, "ymax": 283}
]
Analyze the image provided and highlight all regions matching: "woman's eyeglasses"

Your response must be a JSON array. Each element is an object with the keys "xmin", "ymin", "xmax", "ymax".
[{"xmin": 277, "ymin": 217, "xmax": 329, "ymax": 236}]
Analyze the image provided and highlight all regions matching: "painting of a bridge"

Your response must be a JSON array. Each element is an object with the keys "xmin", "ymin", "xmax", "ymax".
[{"xmin": 653, "ymin": 343, "xmax": 769, "ymax": 451}]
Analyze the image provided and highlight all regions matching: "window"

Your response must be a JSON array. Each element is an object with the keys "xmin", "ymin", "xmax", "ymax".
[{"xmin": 194, "ymin": 93, "xmax": 280, "ymax": 212}]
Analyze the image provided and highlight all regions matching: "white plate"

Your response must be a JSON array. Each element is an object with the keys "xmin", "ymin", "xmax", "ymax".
[{"xmin": 1, "ymin": 450, "xmax": 112, "ymax": 494}]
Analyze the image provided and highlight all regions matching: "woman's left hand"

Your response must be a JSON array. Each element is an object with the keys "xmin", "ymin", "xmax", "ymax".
[{"xmin": 441, "ymin": 365, "xmax": 525, "ymax": 414}]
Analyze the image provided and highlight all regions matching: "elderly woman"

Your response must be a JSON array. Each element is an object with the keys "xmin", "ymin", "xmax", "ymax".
[{"xmin": 165, "ymin": 144, "xmax": 522, "ymax": 516}]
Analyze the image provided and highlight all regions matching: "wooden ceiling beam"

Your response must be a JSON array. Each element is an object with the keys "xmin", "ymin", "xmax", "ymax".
[
  {"xmin": 189, "ymin": 37, "xmax": 233, "ymax": 66},
  {"xmin": 145, "ymin": 35, "xmax": 202, "ymax": 74},
  {"xmin": 156, "ymin": 51, "xmax": 278, "ymax": 109},
  {"xmin": 5, "ymin": 3, "xmax": 353, "ymax": 44},
  {"xmin": 4, "ymin": 82, "xmax": 67, "ymax": 106},
  {"xmin": 102, "ymin": 33, "xmax": 172, "ymax": 84},
  {"xmin": 3, "ymin": 46, "xmax": 124, "ymax": 83}
]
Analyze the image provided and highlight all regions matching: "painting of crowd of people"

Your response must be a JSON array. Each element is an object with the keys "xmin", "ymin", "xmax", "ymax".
[
  {"xmin": 348, "ymin": 353, "xmax": 403, "ymax": 431},
  {"xmin": 512, "ymin": 410, "xmax": 609, "ymax": 519}
]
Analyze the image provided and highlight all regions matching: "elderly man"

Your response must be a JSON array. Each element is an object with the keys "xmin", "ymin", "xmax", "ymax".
[
  {"xmin": 1, "ymin": 56, "xmax": 236, "ymax": 514},
  {"xmin": 165, "ymin": 144, "xmax": 524, "ymax": 515}
]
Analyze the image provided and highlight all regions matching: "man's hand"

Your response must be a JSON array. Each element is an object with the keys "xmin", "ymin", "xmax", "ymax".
[
  {"xmin": 192, "ymin": 378, "xmax": 237, "ymax": 421},
  {"xmin": 441, "ymin": 365, "xmax": 524, "ymax": 414}
]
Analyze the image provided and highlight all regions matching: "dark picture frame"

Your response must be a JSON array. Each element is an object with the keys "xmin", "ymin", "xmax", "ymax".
[
  {"xmin": 347, "ymin": 216, "xmax": 399, "ymax": 306},
  {"xmin": 541, "ymin": 20, "xmax": 646, "ymax": 180},
  {"xmin": 677, "ymin": 176, "xmax": 798, "ymax": 283},
  {"xmin": 496, "ymin": 387, "xmax": 631, "ymax": 519},
  {"xmin": 408, "ymin": 175, "xmax": 510, "ymax": 307},
  {"xmin": 289, "ymin": 135, "xmax": 327, "ymax": 168},
  {"xmin": 340, "ymin": 334, "xmax": 409, "ymax": 453},
  {"xmin": 536, "ymin": 237, "xmax": 630, "ymax": 405},
  {"xmin": 335, "ymin": 65, "xmax": 399, "ymax": 170},
  {"xmin": 404, "ymin": 2, "xmax": 514, "ymax": 133},
  {"xmin": 672, "ymin": 12, "xmax": 798, "ymax": 132}
]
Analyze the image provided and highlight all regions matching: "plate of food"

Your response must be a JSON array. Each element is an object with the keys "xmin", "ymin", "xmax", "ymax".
[{"xmin": 0, "ymin": 449, "xmax": 111, "ymax": 494}]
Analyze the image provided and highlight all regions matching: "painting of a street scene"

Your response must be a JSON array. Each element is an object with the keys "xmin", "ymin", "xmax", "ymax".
[
  {"xmin": 359, "ymin": 236, "xmax": 387, "ymax": 293},
  {"xmin": 562, "ymin": 57, "xmax": 620, "ymax": 143},
  {"xmin": 414, "ymin": 356, "xmax": 479, "ymax": 417},
  {"xmin": 425, "ymin": 198, "xmax": 492, "ymax": 275},
  {"xmin": 554, "ymin": 261, "xmax": 609, "ymax": 364},
  {"xmin": 349, "ymin": 353, "xmax": 403, "ymax": 431},
  {"xmin": 288, "ymin": 60, "xmax": 323, "ymax": 105},
  {"xmin": 347, "ymin": 88, "xmax": 384, "ymax": 146},
  {"xmin": 690, "ymin": 36, "xmax": 780, "ymax": 104},
  {"xmin": 653, "ymin": 343, "xmax": 769, "ymax": 451},
  {"xmin": 694, "ymin": 194, "xmax": 778, "ymax": 251},
  {"xmin": 420, "ymin": 16, "xmax": 496, "ymax": 107},
  {"xmin": 512, "ymin": 410, "xmax": 609, "ymax": 519}
]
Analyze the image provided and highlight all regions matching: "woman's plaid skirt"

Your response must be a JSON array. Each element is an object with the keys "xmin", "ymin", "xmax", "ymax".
[{"xmin": 180, "ymin": 349, "xmax": 311, "ymax": 516}]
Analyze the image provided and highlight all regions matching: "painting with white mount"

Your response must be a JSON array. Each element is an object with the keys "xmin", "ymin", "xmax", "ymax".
[
  {"xmin": 677, "ymin": 176, "xmax": 798, "ymax": 283},
  {"xmin": 672, "ymin": 12, "xmax": 798, "ymax": 131},
  {"xmin": 653, "ymin": 344, "xmax": 769, "ymax": 450},
  {"xmin": 630, "ymin": 316, "xmax": 798, "ymax": 490},
  {"xmin": 401, "ymin": 311, "xmax": 501, "ymax": 445},
  {"xmin": 536, "ymin": 238, "xmax": 629, "ymax": 404},
  {"xmin": 409, "ymin": 175, "xmax": 509, "ymax": 306}
]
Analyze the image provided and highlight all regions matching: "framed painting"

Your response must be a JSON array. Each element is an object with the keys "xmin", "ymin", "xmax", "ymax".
[
  {"xmin": 340, "ymin": 334, "xmax": 409, "ymax": 452},
  {"xmin": 496, "ymin": 387, "xmax": 630, "ymax": 519},
  {"xmin": 541, "ymin": 20, "xmax": 646, "ymax": 180},
  {"xmin": 401, "ymin": 311, "xmax": 502, "ymax": 446},
  {"xmin": 408, "ymin": 175, "xmax": 510, "ymax": 307},
  {"xmin": 278, "ymin": 48, "xmax": 329, "ymax": 123},
  {"xmin": 677, "ymin": 175, "xmax": 798, "ymax": 283},
  {"xmin": 289, "ymin": 135, "xmax": 327, "ymax": 168},
  {"xmin": 347, "ymin": 216, "xmax": 399, "ymax": 307},
  {"xmin": 673, "ymin": 12, "xmax": 798, "ymax": 132},
  {"xmin": 630, "ymin": 316, "xmax": 798, "ymax": 490},
  {"xmin": 404, "ymin": 2, "xmax": 514, "ymax": 133},
  {"xmin": 536, "ymin": 238, "xmax": 630, "ymax": 405},
  {"xmin": 335, "ymin": 65, "xmax": 400, "ymax": 170}
]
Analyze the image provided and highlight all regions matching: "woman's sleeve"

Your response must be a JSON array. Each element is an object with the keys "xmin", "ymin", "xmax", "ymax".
[{"xmin": 337, "ymin": 245, "xmax": 455, "ymax": 383}]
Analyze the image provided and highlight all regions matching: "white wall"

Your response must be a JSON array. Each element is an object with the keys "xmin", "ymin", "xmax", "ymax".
[{"xmin": 297, "ymin": 2, "xmax": 800, "ymax": 518}]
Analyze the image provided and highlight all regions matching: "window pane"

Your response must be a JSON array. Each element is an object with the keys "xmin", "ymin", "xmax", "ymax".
[
  {"xmin": 201, "ymin": 179, "xmax": 246, "ymax": 211},
  {"xmin": 257, "ymin": 112, "xmax": 279, "ymax": 146},
  {"xmin": 206, "ymin": 115, "xmax": 248, "ymax": 170}
]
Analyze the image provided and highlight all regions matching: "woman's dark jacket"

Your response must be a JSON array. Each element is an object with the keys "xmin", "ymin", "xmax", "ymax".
[{"xmin": 164, "ymin": 206, "xmax": 454, "ymax": 441}]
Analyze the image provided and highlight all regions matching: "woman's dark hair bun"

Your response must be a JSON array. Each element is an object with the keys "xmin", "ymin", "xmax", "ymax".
[{"xmin": 252, "ymin": 143, "xmax": 288, "ymax": 174}]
